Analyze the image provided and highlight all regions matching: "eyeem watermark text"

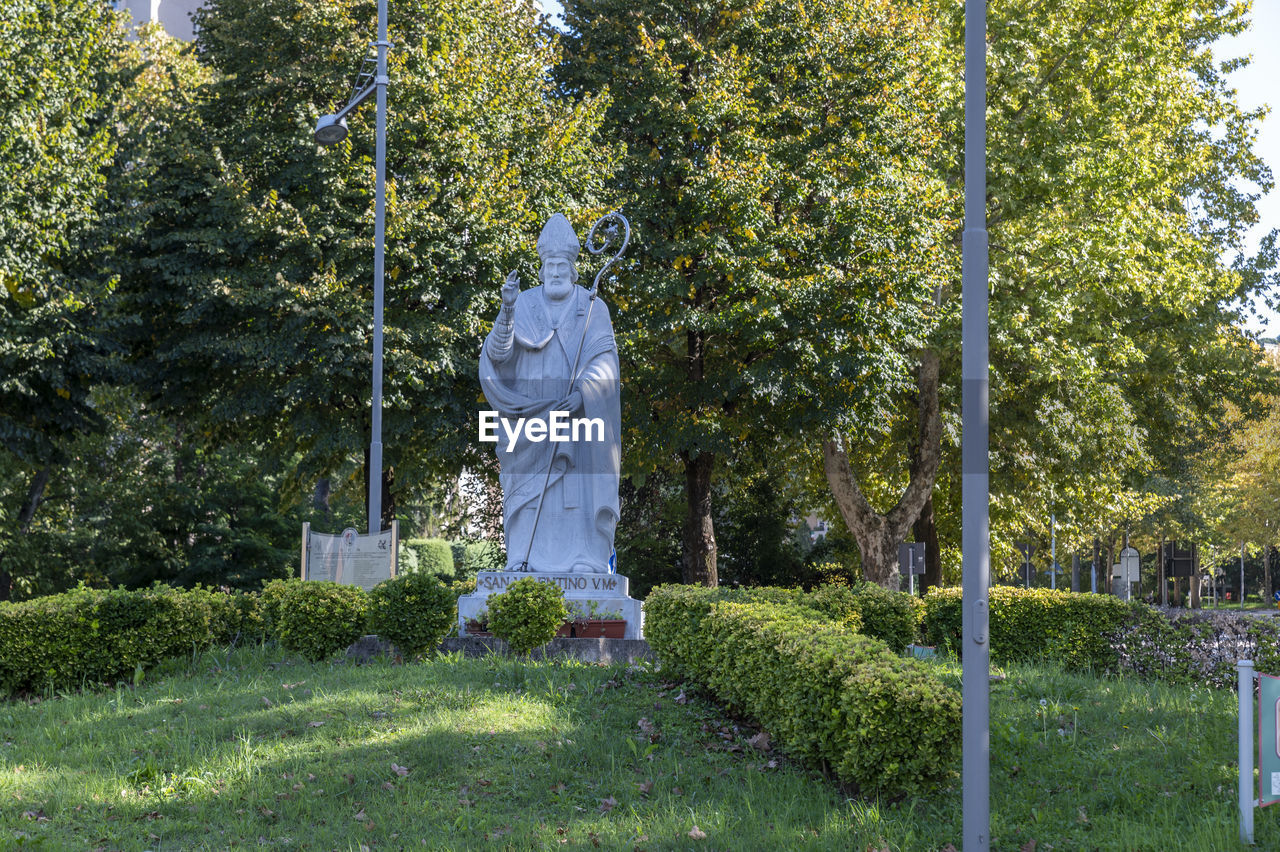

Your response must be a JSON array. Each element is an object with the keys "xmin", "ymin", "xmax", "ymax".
[{"xmin": 478, "ymin": 411, "xmax": 605, "ymax": 451}]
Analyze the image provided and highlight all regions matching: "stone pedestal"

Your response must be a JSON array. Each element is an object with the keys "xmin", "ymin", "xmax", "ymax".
[{"xmin": 457, "ymin": 571, "xmax": 643, "ymax": 640}]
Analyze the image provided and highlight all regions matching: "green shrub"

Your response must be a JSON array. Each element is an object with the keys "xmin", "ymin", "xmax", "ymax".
[
  {"xmin": 259, "ymin": 578, "xmax": 298, "ymax": 637},
  {"xmin": 644, "ymin": 585, "xmax": 961, "ymax": 795},
  {"xmin": 921, "ymin": 586, "xmax": 1133, "ymax": 671},
  {"xmin": 276, "ymin": 582, "xmax": 369, "ymax": 662},
  {"xmin": 0, "ymin": 583, "xmax": 231, "ymax": 696},
  {"xmin": 808, "ymin": 581, "xmax": 919, "ymax": 652},
  {"xmin": 486, "ymin": 577, "xmax": 569, "ymax": 655},
  {"xmin": 367, "ymin": 573, "xmax": 455, "ymax": 657},
  {"xmin": 401, "ymin": 538, "xmax": 455, "ymax": 579}
]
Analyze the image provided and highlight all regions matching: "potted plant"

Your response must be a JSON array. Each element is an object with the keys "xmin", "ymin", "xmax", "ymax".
[
  {"xmin": 566, "ymin": 601, "xmax": 626, "ymax": 639},
  {"xmin": 465, "ymin": 607, "xmax": 492, "ymax": 637}
]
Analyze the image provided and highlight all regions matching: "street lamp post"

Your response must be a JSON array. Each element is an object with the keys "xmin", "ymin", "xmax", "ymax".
[
  {"xmin": 314, "ymin": 0, "xmax": 390, "ymax": 536},
  {"xmin": 961, "ymin": 0, "xmax": 991, "ymax": 847}
]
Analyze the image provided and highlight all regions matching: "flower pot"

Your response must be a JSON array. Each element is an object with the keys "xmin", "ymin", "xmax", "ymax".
[{"xmin": 568, "ymin": 619, "xmax": 626, "ymax": 639}]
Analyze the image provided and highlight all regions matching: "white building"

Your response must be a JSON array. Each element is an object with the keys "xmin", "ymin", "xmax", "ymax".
[{"xmin": 117, "ymin": 0, "xmax": 202, "ymax": 41}]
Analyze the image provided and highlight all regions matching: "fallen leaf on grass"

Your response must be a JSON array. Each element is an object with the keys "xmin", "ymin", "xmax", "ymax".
[
  {"xmin": 688, "ymin": 825, "xmax": 707, "ymax": 840},
  {"xmin": 261, "ymin": 697, "xmax": 273, "ymax": 707},
  {"xmin": 1020, "ymin": 842, "xmax": 1037, "ymax": 852},
  {"xmin": 637, "ymin": 780, "xmax": 653, "ymax": 795},
  {"xmin": 671, "ymin": 787, "xmax": 683, "ymax": 796},
  {"xmin": 939, "ymin": 846, "xmax": 959, "ymax": 852},
  {"xmin": 599, "ymin": 796, "xmax": 618, "ymax": 813},
  {"xmin": 1077, "ymin": 806, "xmax": 1089, "ymax": 824},
  {"xmin": 675, "ymin": 690, "xmax": 687, "ymax": 704},
  {"xmin": 391, "ymin": 763, "xmax": 410, "ymax": 777},
  {"xmin": 353, "ymin": 809, "xmax": 367, "ymax": 820},
  {"xmin": 307, "ymin": 721, "xmax": 325, "ymax": 728},
  {"xmin": 282, "ymin": 681, "xmax": 305, "ymax": 689},
  {"xmin": 749, "ymin": 732, "xmax": 771, "ymax": 752},
  {"xmin": 550, "ymin": 782, "xmax": 567, "ymax": 794}
]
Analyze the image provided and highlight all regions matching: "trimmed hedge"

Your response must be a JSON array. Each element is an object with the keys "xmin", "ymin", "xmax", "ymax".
[
  {"xmin": 367, "ymin": 572, "xmax": 455, "ymax": 657},
  {"xmin": 0, "ymin": 583, "xmax": 258, "ymax": 696},
  {"xmin": 276, "ymin": 581, "xmax": 368, "ymax": 662},
  {"xmin": 644, "ymin": 585, "xmax": 960, "ymax": 794},
  {"xmin": 921, "ymin": 586, "xmax": 1134, "ymax": 671},
  {"xmin": 1113, "ymin": 607, "xmax": 1280, "ymax": 689},
  {"xmin": 400, "ymin": 538, "xmax": 455, "ymax": 579},
  {"xmin": 808, "ymin": 582, "xmax": 918, "ymax": 652}
]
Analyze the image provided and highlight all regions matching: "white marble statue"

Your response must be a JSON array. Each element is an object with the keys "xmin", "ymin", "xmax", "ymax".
[{"xmin": 479, "ymin": 213, "xmax": 621, "ymax": 573}]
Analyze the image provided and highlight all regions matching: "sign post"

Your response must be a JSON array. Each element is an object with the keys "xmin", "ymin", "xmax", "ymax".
[
  {"xmin": 898, "ymin": 542, "xmax": 926, "ymax": 596},
  {"xmin": 1237, "ymin": 660, "xmax": 1280, "ymax": 845}
]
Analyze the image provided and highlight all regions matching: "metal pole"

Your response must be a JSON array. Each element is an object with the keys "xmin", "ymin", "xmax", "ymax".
[
  {"xmin": 1243, "ymin": 541, "xmax": 1247, "ymax": 612},
  {"xmin": 1240, "ymin": 659, "xmax": 1255, "ymax": 845},
  {"xmin": 1050, "ymin": 514, "xmax": 1056, "ymax": 590},
  {"xmin": 961, "ymin": 0, "xmax": 990, "ymax": 844},
  {"xmin": 368, "ymin": 0, "xmax": 388, "ymax": 535}
]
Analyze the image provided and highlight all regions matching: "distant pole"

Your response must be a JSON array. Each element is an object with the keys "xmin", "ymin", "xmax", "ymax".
[
  {"xmin": 1050, "ymin": 514, "xmax": 1056, "ymax": 590},
  {"xmin": 1242, "ymin": 541, "xmax": 1247, "ymax": 611},
  {"xmin": 961, "ymin": 0, "xmax": 991, "ymax": 845}
]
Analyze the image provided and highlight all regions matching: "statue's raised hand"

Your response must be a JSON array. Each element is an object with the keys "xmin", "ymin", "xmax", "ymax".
[{"xmin": 501, "ymin": 270, "xmax": 519, "ymax": 311}]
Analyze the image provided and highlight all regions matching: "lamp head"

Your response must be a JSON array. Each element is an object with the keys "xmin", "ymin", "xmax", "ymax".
[{"xmin": 314, "ymin": 114, "xmax": 349, "ymax": 146}]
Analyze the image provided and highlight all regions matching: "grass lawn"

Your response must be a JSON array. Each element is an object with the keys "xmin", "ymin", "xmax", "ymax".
[{"xmin": 2, "ymin": 643, "xmax": 1278, "ymax": 850}]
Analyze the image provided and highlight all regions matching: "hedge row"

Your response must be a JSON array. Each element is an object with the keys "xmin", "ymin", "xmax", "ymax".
[
  {"xmin": 1112, "ymin": 607, "xmax": 1280, "ymax": 689},
  {"xmin": 0, "ymin": 583, "xmax": 264, "ymax": 695},
  {"xmin": 644, "ymin": 585, "xmax": 960, "ymax": 795},
  {"xmin": 921, "ymin": 586, "xmax": 1134, "ymax": 671},
  {"xmin": 0, "ymin": 573, "xmax": 459, "ymax": 696}
]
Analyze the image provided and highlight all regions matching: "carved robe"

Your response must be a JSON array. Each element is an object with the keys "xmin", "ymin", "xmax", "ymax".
[{"xmin": 479, "ymin": 284, "xmax": 620, "ymax": 572}]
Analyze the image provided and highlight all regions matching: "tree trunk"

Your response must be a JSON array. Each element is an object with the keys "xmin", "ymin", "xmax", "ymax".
[
  {"xmin": 1190, "ymin": 543, "xmax": 1201, "ymax": 609},
  {"xmin": 1158, "ymin": 535, "xmax": 1166, "ymax": 607},
  {"xmin": 313, "ymin": 478, "xmax": 332, "ymax": 517},
  {"xmin": 1, "ymin": 467, "xmax": 52, "ymax": 602},
  {"xmin": 914, "ymin": 494, "xmax": 942, "ymax": 595},
  {"xmin": 1265, "ymin": 544, "xmax": 1273, "ymax": 608},
  {"xmin": 822, "ymin": 351, "xmax": 942, "ymax": 588},
  {"xmin": 680, "ymin": 451, "xmax": 716, "ymax": 586},
  {"xmin": 1095, "ymin": 534, "xmax": 1105, "ymax": 593},
  {"xmin": 381, "ymin": 465, "xmax": 396, "ymax": 533}
]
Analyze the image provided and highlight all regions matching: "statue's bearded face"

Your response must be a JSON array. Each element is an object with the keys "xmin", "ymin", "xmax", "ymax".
[{"xmin": 540, "ymin": 255, "xmax": 577, "ymax": 302}]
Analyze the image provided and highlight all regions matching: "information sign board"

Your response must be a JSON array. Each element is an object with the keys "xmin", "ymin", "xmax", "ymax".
[{"xmin": 301, "ymin": 521, "xmax": 398, "ymax": 591}]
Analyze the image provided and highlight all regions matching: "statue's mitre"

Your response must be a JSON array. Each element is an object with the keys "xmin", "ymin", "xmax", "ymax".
[{"xmin": 537, "ymin": 213, "xmax": 580, "ymax": 260}]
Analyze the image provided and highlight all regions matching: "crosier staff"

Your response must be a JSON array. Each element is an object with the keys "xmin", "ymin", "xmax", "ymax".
[{"xmin": 516, "ymin": 211, "xmax": 631, "ymax": 572}]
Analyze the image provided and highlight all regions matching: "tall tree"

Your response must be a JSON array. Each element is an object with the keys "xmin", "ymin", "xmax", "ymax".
[
  {"xmin": 825, "ymin": 0, "xmax": 1277, "ymax": 586},
  {"xmin": 111, "ymin": 0, "xmax": 610, "ymax": 530},
  {"xmin": 0, "ymin": 1, "xmax": 134, "ymax": 597},
  {"xmin": 558, "ymin": 0, "xmax": 952, "ymax": 585}
]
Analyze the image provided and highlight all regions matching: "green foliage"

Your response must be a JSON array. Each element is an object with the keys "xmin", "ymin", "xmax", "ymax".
[
  {"xmin": 644, "ymin": 586, "xmax": 961, "ymax": 794},
  {"xmin": 110, "ymin": 0, "xmax": 611, "ymax": 537},
  {"xmin": 485, "ymin": 578, "xmax": 569, "ymax": 656},
  {"xmin": 921, "ymin": 587, "xmax": 1135, "ymax": 672},
  {"xmin": 1112, "ymin": 607, "xmax": 1280, "ymax": 690},
  {"xmin": 367, "ymin": 573, "xmax": 455, "ymax": 657},
  {"xmin": 400, "ymin": 538, "xmax": 455, "ymax": 580},
  {"xmin": 0, "ymin": 583, "xmax": 250, "ymax": 696},
  {"xmin": 258, "ymin": 578, "xmax": 298, "ymax": 637},
  {"xmin": 0, "ymin": 0, "xmax": 132, "ymax": 465},
  {"xmin": 808, "ymin": 582, "xmax": 920, "ymax": 653},
  {"xmin": 275, "ymin": 582, "xmax": 368, "ymax": 662},
  {"xmin": 558, "ymin": 0, "xmax": 950, "ymax": 583}
]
